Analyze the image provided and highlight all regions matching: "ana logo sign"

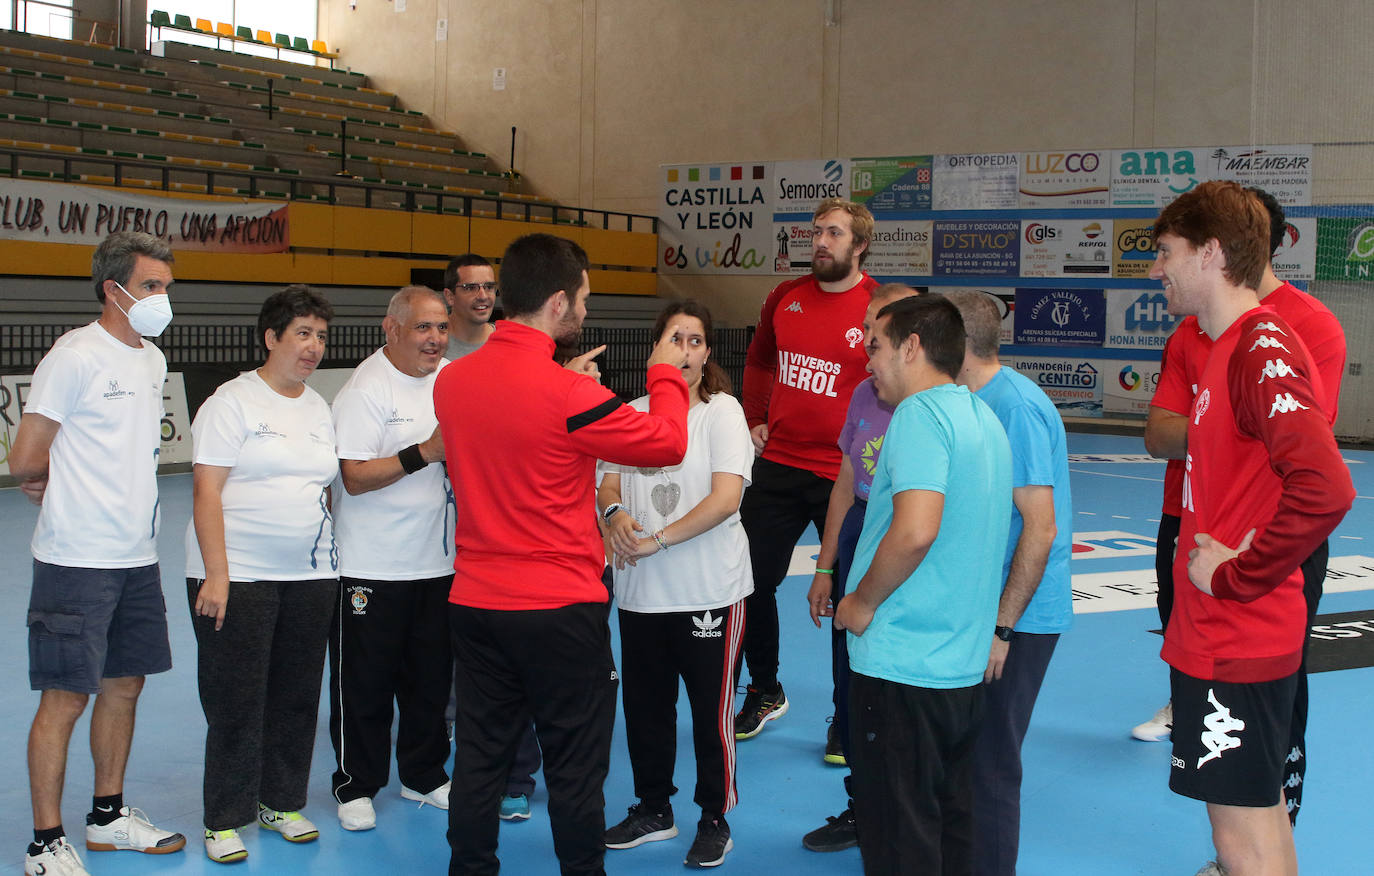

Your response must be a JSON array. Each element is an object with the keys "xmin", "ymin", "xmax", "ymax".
[{"xmin": 1117, "ymin": 149, "xmax": 1197, "ymax": 177}]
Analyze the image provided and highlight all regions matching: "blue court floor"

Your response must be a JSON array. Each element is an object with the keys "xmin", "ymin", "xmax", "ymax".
[{"xmin": 1, "ymin": 432, "xmax": 1369, "ymax": 875}]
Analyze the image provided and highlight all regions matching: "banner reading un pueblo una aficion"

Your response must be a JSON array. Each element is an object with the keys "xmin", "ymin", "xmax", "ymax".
[{"xmin": 0, "ymin": 178, "xmax": 289, "ymax": 253}]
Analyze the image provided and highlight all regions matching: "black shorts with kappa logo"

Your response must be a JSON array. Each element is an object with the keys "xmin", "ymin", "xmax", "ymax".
[{"xmin": 1168, "ymin": 667, "xmax": 1298, "ymax": 807}]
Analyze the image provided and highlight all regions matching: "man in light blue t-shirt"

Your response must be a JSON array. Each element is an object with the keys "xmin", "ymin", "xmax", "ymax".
[
  {"xmin": 835, "ymin": 295, "xmax": 1012, "ymax": 875},
  {"xmin": 949, "ymin": 291, "xmax": 1072, "ymax": 876}
]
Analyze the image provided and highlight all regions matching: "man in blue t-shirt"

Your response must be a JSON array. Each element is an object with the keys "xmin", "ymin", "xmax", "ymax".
[
  {"xmin": 949, "ymin": 292, "xmax": 1072, "ymax": 876},
  {"xmin": 835, "ymin": 295, "xmax": 1012, "ymax": 874}
]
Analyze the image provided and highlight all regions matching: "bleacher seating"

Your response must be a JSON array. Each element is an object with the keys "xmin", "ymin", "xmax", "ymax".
[{"xmin": 0, "ymin": 28, "xmax": 559, "ymax": 213}]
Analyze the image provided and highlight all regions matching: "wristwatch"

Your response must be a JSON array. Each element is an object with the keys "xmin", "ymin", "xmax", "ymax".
[
  {"xmin": 601, "ymin": 502, "xmax": 623, "ymax": 522},
  {"xmin": 994, "ymin": 625, "xmax": 1014, "ymax": 642}
]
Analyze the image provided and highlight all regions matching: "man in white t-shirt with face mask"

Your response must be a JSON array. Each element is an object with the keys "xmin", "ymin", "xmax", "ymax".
[
  {"xmin": 327, "ymin": 286, "xmax": 455, "ymax": 831},
  {"xmin": 10, "ymin": 231, "xmax": 186, "ymax": 876}
]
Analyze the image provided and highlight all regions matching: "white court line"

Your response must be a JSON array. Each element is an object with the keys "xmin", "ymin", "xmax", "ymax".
[{"xmin": 1069, "ymin": 467, "xmax": 1164, "ymax": 483}]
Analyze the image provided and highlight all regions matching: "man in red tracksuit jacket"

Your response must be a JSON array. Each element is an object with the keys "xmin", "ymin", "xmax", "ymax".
[
  {"xmin": 434, "ymin": 233, "xmax": 691, "ymax": 876},
  {"xmin": 1147, "ymin": 182, "xmax": 1353, "ymax": 876}
]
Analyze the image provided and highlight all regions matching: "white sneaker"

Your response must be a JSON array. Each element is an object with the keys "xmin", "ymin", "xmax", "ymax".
[
  {"xmin": 257, "ymin": 805, "xmax": 319, "ymax": 843},
  {"xmin": 1132, "ymin": 701, "xmax": 1173, "ymax": 742},
  {"xmin": 25, "ymin": 837, "xmax": 90, "ymax": 875},
  {"xmin": 401, "ymin": 780, "xmax": 450, "ymax": 810},
  {"xmin": 1194, "ymin": 862, "xmax": 1226, "ymax": 876},
  {"xmin": 86, "ymin": 805, "xmax": 186, "ymax": 854},
  {"xmin": 203, "ymin": 828, "xmax": 248, "ymax": 864},
  {"xmin": 337, "ymin": 797, "xmax": 377, "ymax": 831}
]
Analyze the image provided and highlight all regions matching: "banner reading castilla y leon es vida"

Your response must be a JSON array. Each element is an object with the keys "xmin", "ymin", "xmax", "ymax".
[{"xmin": 0, "ymin": 178, "xmax": 290, "ymax": 253}]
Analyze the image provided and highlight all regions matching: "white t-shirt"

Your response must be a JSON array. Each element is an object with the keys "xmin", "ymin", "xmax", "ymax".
[
  {"xmin": 25, "ymin": 322, "xmax": 166, "ymax": 569},
  {"xmin": 332, "ymin": 348, "xmax": 455, "ymax": 580},
  {"xmin": 601, "ymin": 392, "xmax": 754, "ymax": 613},
  {"xmin": 185, "ymin": 370, "xmax": 340, "ymax": 581}
]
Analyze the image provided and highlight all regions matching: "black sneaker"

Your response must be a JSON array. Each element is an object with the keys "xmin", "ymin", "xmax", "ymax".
[
  {"xmin": 684, "ymin": 814, "xmax": 732, "ymax": 868},
  {"xmin": 604, "ymin": 802, "xmax": 677, "ymax": 849},
  {"xmin": 734, "ymin": 684, "xmax": 788, "ymax": 740},
  {"xmin": 802, "ymin": 806, "xmax": 857, "ymax": 852},
  {"xmin": 824, "ymin": 720, "xmax": 846, "ymax": 766}
]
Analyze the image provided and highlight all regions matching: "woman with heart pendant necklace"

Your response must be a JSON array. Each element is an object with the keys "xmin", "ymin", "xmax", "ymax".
[{"xmin": 597, "ymin": 300, "xmax": 754, "ymax": 869}]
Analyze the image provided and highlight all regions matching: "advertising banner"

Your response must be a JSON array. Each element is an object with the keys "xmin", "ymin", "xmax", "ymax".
[
  {"xmin": 1315, "ymin": 217, "xmax": 1374, "ymax": 282},
  {"xmin": 660, "ymin": 162, "xmax": 774, "ymax": 274},
  {"xmin": 1013, "ymin": 288, "xmax": 1106, "ymax": 347},
  {"xmin": 866, "ymin": 220, "xmax": 933, "ymax": 276},
  {"xmin": 1109, "ymin": 148, "xmax": 1204, "ymax": 207},
  {"xmin": 771, "ymin": 221, "xmax": 814, "ymax": 275},
  {"xmin": 932, "ymin": 152, "xmax": 1019, "ymax": 210},
  {"xmin": 1007, "ymin": 356, "xmax": 1103, "ymax": 418},
  {"xmin": 1208, "ymin": 144, "xmax": 1312, "ymax": 206},
  {"xmin": 851, "ymin": 156, "xmax": 932, "ymax": 213},
  {"xmin": 1103, "ymin": 359, "xmax": 1163, "ymax": 416},
  {"xmin": 1113, "ymin": 219, "xmax": 1157, "ymax": 279},
  {"xmin": 0, "ymin": 374, "xmax": 24, "ymax": 479},
  {"xmin": 0, "ymin": 178, "xmax": 289, "ymax": 252},
  {"xmin": 773, "ymin": 159, "xmax": 849, "ymax": 215},
  {"xmin": 1272, "ymin": 217, "xmax": 1317, "ymax": 283},
  {"xmin": 1019, "ymin": 150, "xmax": 1111, "ymax": 208},
  {"xmin": 1020, "ymin": 219, "xmax": 1113, "ymax": 277},
  {"xmin": 933, "ymin": 286, "xmax": 1015, "ymax": 345},
  {"xmin": 1103, "ymin": 289, "xmax": 1177, "ymax": 350},
  {"xmin": 932, "ymin": 220, "xmax": 1019, "ymax": 276}
]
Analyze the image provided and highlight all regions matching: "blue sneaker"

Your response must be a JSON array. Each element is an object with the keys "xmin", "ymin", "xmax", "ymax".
[{"xmin": 499, "ymin": 794, "xmax": 530, "ymax": 822}]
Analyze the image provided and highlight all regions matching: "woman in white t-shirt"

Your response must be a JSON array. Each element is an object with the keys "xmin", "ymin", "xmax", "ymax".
[
  {"xmin": 598, "ymin": 300, "xmax": 753, "ymax": 869},
  {"xmin": 185, "ymin": 286, "xmax": 340, "ymax": 864}
]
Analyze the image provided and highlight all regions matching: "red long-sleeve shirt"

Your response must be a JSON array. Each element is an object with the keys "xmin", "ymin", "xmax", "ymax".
[
  {"xmin": 1164, "ymin": 307, "xmax": 1354, "ymax": 682},
  {"xmin": 434, "ymin": 320, "xmax": 687, "ymax": 610},
  {"xmin": 742, "ymin": 273, "xmax": 876, "ymax": 479},
  {"xmin": 1152, "ymin": 282, "xmax": 1345, "ymax": 515}
]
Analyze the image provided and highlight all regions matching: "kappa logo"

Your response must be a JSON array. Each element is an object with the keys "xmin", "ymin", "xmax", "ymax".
[
  {"xmin": 1284, "ymin": 772, "xmax": 1303, "ymax": 789},
  {"xmin": 692, "ymin": 610, "xmax": 724, "ymax": 638},
  {"xmin": 785, "ymin": 301, "xmax": 804, "ymax": 314},
  {"xmin": 845, "ymin": 326, "xmax": 863, "ymax": 348},
  {"xmin": 1197, "ymin": 688, "xmax": 1246, "ymax": 768},
  {"xmin": 1248, "ymin": 335, "xmax": 1292, "ymax": 354},
  {"xmin": 1286, "ymin": 745, "xmax": 1303, "ymax": 764},
  {"xmin": 1269, "ymin": 393, "xmax": 1311, "ymax": 418},
  {"xmin": 1257, "ymin": 358, "xmax": 1296, "ymax": 384},
  {"xmin": 1253, "ymin": 321, "xmax": 1286, "ymax": 335},
  {"xmin": 1171, "ymin": 755, "xmax": 1185, "ymax": 769}
]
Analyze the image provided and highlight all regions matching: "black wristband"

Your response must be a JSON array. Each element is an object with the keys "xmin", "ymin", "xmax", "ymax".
[{"xmin": 397, "ymin": 443, "xmax": 427, "ymax": 474}]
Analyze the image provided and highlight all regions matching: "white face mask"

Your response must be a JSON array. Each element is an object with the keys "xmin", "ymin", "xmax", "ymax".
[{"xmin": 113, "ymin": 281, "xmax": 173, "ymax": 337}]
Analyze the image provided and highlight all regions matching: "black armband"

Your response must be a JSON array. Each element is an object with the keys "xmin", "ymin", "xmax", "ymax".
[{"xmin": 397, "ymin": 443, "xmax": 427, "ymax": 474}]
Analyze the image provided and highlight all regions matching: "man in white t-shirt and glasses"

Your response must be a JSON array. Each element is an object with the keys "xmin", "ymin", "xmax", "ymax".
[
  {"xmin": 327, "ymin": 286, "xmax": 455, "ymax": 832},
  {"xmin": 10, "ymin": 231, "xmax": 187, "ymax": 876}
]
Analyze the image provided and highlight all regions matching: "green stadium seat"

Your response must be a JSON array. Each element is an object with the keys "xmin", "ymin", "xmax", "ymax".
[
  {"xmin": 173, "ymin": 14, "xmax": 193, "ymax": 30},
  {"xmin": 237, "ymin": 26, "xmax": 253, "ymax": 41},
  {"xmin": 292, "ymin": 36, "xmax": 310, "ymax": 52},
  {"xmin": 150, "ymin": 10, "xmax": 171, "ymax": 29},
  {"xmin": 274, "ymin": 33, "xmax": 291, "ymax": 48}
]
